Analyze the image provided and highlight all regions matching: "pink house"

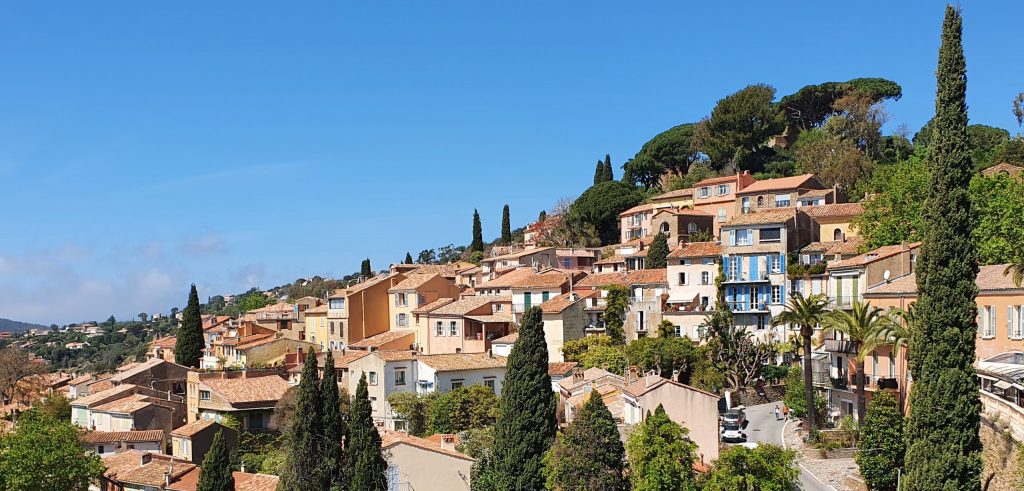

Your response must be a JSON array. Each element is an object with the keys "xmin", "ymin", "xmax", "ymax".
[{"xmin": 619, "ymin": 204, "xmax": 655, "ymax": 244}]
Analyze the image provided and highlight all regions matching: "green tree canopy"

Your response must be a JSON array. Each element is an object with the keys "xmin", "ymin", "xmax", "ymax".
[
  {"xmin": 545, "ymin": 390, "xmax": 628, "ymax": 490},
  {"xmin": 345, "ymin": 373, "xmax": 388, "ymax": 491},
  {"xmin": 970, "ymin": 173, "xmax": 1024, "ymax": 265},
  {"xmin": 175, "ymin": 284, "xmax": 204, "ymax": 368},
  {"xmin": 856, "ymin": 392, "xmax": 905, "ymax": 491},
  {"xmin": 702, "ymin": 84, "xmax": 786, "ymax": 172},
  {"xmin": 280, "ymin": 352, "xmax": 324, "ymax": 491},
  {"xmin": 915, "ymin": 119, "xmax": 1011, "ymax": 169},
  {"xmin": 197, "ymin": 430, "xmax": 235, "ymax": 491},
  {"xmin": 470, "ymin": 209, "xmax": 485, "ymax": 252},
  {"xmin": 0, "ymin": 412, "xmax": 105, "ymax": 491},
  {"xmin": 626, "ymin": 405, "xmax": 699, "ymax": 491},
  {"xmin": 429, "ymin": 385, "xmax": 499, "ymax": 434},
  {"xmin": 645, "ymin": 232, "xmax": 669, "ymax": 269},
  {"xmin": 500, "ymin": 205, "xmax": 512, "ymax": 245},
  {"xmin": 701, "ymin": 444, "xmax": 798, "ymax": 491},
  {"xmin": 603, "ymin": 285, "xmax": 630, "ymax": 344},
  {"xmin": 780, "ymin": 77, "xmax": 902, "ymax": 130},
  {"xmin": 568, "ymin": 180, "xmax": 643, "ymax": 245},
  {"xmin": 625, "ymin": 334, "xmax": 701, "ymax": 384},
  {"xmin": 319, "ymin": 350, "xmax": 346, "ymax": 488}
]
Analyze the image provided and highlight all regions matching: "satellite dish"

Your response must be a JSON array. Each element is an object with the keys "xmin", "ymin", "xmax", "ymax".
[{"xmin": 883, "ymin": 270, "xmax": 891, "ymax": 281}]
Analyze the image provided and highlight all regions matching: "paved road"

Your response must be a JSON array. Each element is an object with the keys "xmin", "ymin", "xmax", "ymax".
[{"xmin": 741, "ymin": 403, "xmax": 834, "ymax": 491}]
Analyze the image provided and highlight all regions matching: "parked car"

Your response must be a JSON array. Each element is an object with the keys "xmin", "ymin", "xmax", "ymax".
[
  {"xmin": 721, "ymin": 408, "xmax": 746, "ymax": 428},
  {"xmin": 721, "ymin": 423, "xmax": 746, "ymax": 443}
]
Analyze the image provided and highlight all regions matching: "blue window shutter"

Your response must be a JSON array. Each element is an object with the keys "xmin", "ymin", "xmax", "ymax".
[
  {"xmin": 780, "ymin": 253, "xmax": 786, "ymax": 274},
  {"xmin": 780, "ymin": 284, "xmax": 786, "ymax": 304},
  {"xmin": 723, "ymin": 256, "xmax": 729, "ymax": 274},
  {"xmin": 736, "ymin": 256, "xmax": 743, "ymax": 278},
  {"xmin": 749, "ymin": 256, "xmax": 758, "ymax": 280}
]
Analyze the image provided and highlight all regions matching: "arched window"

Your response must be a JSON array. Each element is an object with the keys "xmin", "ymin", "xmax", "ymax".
[
  {"xmin": 833, "ymin": 228, "xmax": 843, "ymax": 241},
  {"xmin": 757, "ymin": 196, "xmax": 764, "ymax": 207},
  {"xmin": 687, "ymin": 222, "xmax": 698, "ymax": 234},
  {"xmin": 660, "ymin": 222, "xmax": 670, "ymax": 234}
]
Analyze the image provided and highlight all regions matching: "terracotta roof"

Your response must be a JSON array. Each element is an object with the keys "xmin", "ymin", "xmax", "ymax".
[
  {"xmin": 69, "ymin": 374, "xmax": 96, "ymax": 385},
  {"xmin": 802, "ymin": 240, "xmax": 843, "ymax": 253},
  {"xmin": 116, "ymin": 362, "xmax": 142, "ymax": 372},
  {"xmin": 628, "ymin": 269, "xmax": 668, "ymax": 285},
  {"xmin": 411, "ymin": 263, "xmax": 469, "ymax": 278},
  {"xmin": 981, "ymin": 162, "xmax": 1023, "ymax": 177},
  {"xmin": 170, "ymin": 419, "xmax": 219, "ymax": 438},
  {"xmin": 621, "ymin": 375, "xmax": 719, "ymax": 399},
  {"xmin": 304, "ymin": 304, "xmax": 328, "ymax": 315},
  {"xmin": 804, "ymin": 202, "xmax": 864, "ymax": 219},
  {"xmin": 481, "ymin": 247, "xmax": 554, "ymax": 263},
  {"xmin": 167, "ymin": 468, "xmax": 280, "ymax": 491},
  {"xmin": 539, "ymin": 290, "xmax": 598, "ymax": 314},
  {"xmin": 111, "ymin": 358, "xmax": 181, "ymax": 383},
  {"xmin": 722, "ymin": 208, "xmax": 797, "ymax": 227},
  {"xmin": 567, "ymin": 385, "xmax": 624, "ymax": 421},
  {"xmin": 668, "ymin": 241, "xmax": 722, "ymax": 258},
  {"xmin": 864, "ymin": 273, "xmax": 917, "ymax": 296},
  {"xmin": 464, "ymin": 314, "xmax": 515, "ymax": 323},
  {"xmin": 693, "ymin": 175, "xmax": 739, "ymax": 187},
  {"xmin": 558, "ymin": 367, "xmax": 623, "ymax": 392},
  {"xmin": 491, "ymin": 332, "xmax": 518, "ymax": 345},
  {"xmin": 594, "ymin": 255, "xmax": 626, "ymax": 265},
  {"xmin": 93, "ymin": 394, "xmax": 154, "ymax": 414},
  {"xmin": 867, "ymin": 264, "xmax": 1024, "ymax": 296},
  {"xmin": 80, "ymin": 430, "xmax": 164, "ymax": 444},
  {"xmin": 389, "ymin": 273, "xmax": 440, "ymax": 292},
  {"xmin": 71, "ymin": 384, "xmax": 137, "ymax": 407},
  {"xmin": 827, "ymin": 242, "xmax": 920, "ymax": 270},
  {"xmin": 737, "ymin": 174, "xmax": 820, "ymax": 194},
  {"xmin": 475, "ymin": 267, "xmax": 575, "ymax": 290},
  {"xmin": 151, "ymin": 336, "xmax": 177, "ymax": 350},
  {"xmin": 346, "ymin": 273, "xmax": 402, "ymax": 295},
  {"xmin": 234, "ymin": 333, "xmax": 277, "ymax": 350},
  {"xmin": 652, "ymin": 188, "xmax": 694, "ymax": 201},
  {"xmin": 799, "ymin": 188, "xmax": 834, "ymax": 198},
  {"xmin": 576, "ymin": 270, "xmax": 665, "ymax": 288},
  {"xmin": 103, "ymin": 450, "xmax": 196, "ymax": 488},
  {"xmin": 248, "ymin": 302, "xmax": 294, "ymax": 314},
  {"xmin": 556, "ymin": 248, "xmax": 600, "ymax": 258},
  {"xmin": 325, "ymin": 350, "xmax": 371, "ymax": 369},
  {"xmin": 548, "ymin": 362, "xmax": 577, "ymax": 377},
  {"xmin": 416, "ymin": 353, "xmax": 507, "ymax": 372},
  {"xmin": 374, "ymin": 350, "xmax": 418, "ymax": 362},
  {"xmin": 380, "ymin": 431, "xmax": 473, "ymax": 461},
  {"xmin": 412, "ymin": 297, "xmax": 455, "ymax": 315},
  {"xmin": 203, "ymin": 375, "xmax": 290, "ymax": 406},
  {"xmin": 428, "ymin": 295, "xmax": 511, "ymax": 316},
  {"xmin": 619, "ymin": 203, "xmax": 655, "ymax": 217},
  {"xmin": 348, "ymin": 330, "xmax": 415, "ymax": 349}
]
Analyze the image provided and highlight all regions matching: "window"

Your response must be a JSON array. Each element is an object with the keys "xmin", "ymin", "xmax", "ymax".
[
  {"xmin": 760, "ymin": 228, "xmax": 781, "ymax": 243},
  {"xmin": 396, "ymin": 293, "xmax": 408, "ymax": 307},
  {"xmin": 757, "ymin": 196, "xmax": 764, "ymax": 207},
  {"xmin": 698, "ymin": 187, "xmax": 710, "ymax": 198},
  {"xmin": 727, "ymin": 258, "xmax": 738, "ymax": 280},
  {"xmin": 98, "ymin": 445, "xmax": 105, "ymax": 454},
  {"xmin": 329, "ymin": 298, "xmax": 345, "ymax": 310},
  {"xmin": 396, "ymin": 313, "xmax": 407, "ymax": 327},
  {"xmin": 451, "ymin": 381, "xmax": 464, "ymax": 390},
  {"xmin": 833, "ymin": 228, "xmax": 843, "ymax": 241},
  {"xmin": 199, "ymin": 390, "xmax": 211, "ymax": 401},
  {"xmin": 395, "ymin": 369, "xmax": 406, "ymax": 386},
  {"xmin": 330, "ymin": 321, "xmax": 335, "ymax": 335},
  {"xmin": 735, "ymin": 229, "xmax": 752, "ymax": 246},
  {"xmin": 771, "ymin": 285, "xmax": 781, "ymax": 304},
  {"xmin": 770, "ymin": 254, "xmax": 782, "ymax": 273},
  {"xmin": 660, "ymin": 222, "xmax": 670, "ymax": 234},
  {"xmin": 449, "ymin": 321, "xmax": 458, "ymax": 337},
  {"xmin": 678, "ymin": 272, "xmax": 688, "ymax": 286},
  {"xmin": 367, "ymin": 371, "xmax": 379, "ymax": 386},
  {"xmin": 717, "ymin": 207, "xmax": 726, "ymax": 222},
  {"xmin": 687, "ymin": 222, "xmax": 698, "ymax": 234},
  {"xmin": 127, "ymin": 444, "xmax": 135, "ymax": 450},
  {"xmin": 701, "ymin": 271, "xmax": 710, "ymax": 285},
  {"xmin": 756, "ymin": 314, "xmax": 768, "ymax": 330},
  {"xmin": 436, "ymin": 321, "xmax": 444, "ymax": 336},
  {"xmin": 702, "ymin": 257, "xmax": 714, "ymax": 265},
  {"xmin": 674, "ymin": 325, "xmax": 683, "ymax": 337},
  {"xmin": 484, "ymin": 379, "xmax": 495, "ymax": 392},
  {"xmin": 717, "ymin": 184, "xmax": 730, "ymax": 196},
  {"xmin": 774, "ymin": 194, "xmax": 791, "ymax": 207}
]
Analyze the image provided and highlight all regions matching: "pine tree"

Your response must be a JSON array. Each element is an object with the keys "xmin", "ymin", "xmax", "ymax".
[
  {"xmin": 545, "ymin": 390, "xmax": 628, "ymax": 490},
  {"xmin": 500, "ymin": 205, "xmax": 512, "ymax": 245},
  {"xmin": 197, "ymin": 430, "xmax": 235, "ymax": 491},
  {"xmin": 281, "ymin": 353, "xmax": 324, "ymax": 490},
  {"xmin": 360, "ymin": 258, "xmax": 372, "ymax": 278},
  {"xmin": 482, "ymin": 307, "xmax": 557, "ymax": 490},
  {"xmin": 645, "ymin": 232, "xmax": 669, "ymax": 269},
  {"xmin": 538, "ymin": 210, "xmax": 547, "ymax": 223},
  {"xmin": 345, "ymin": 373, "xmax": 388, "ymax": 491},
  {"xmin": 320, "ymin": 350, "xmax": 346, "ymax": 489},
  {"xmin": 626, "ymin": 405, "xmax": 698, "ymax": 491},
  {"xmin": 471, "ymin": 209, "xmax": 484, "ymax": 252},
  {"xmin": 174, "ymin": 284, "xmax": 204, "ymax": 368},
  {"xmin": 594, "ymin": 160, "xmax": 606, "ymax": 184},
  {"xmin": 903, "ymin": 6, "xmax": 981, "ymax": 489},
  {"xmin": 857, "ymin": 392, "xmax": 905, "ymax": 491},
  {"xmin": 603, "ymin": 154, "xmax": 614, "ymax": 181},
  {"xmin": 404, "ymin": 252, "xmax": 413, "ymax": 264}
]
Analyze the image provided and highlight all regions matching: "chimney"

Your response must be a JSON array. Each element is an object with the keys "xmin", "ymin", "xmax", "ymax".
[
  {"xmin": 140, "ymin": 452, "xmax": 153, "ymax": 466},
  {"xmin": 627, "ymin": 365, "xmax": 640, "ymax": 384},
  {"xmin": 440, "ymin": 434, "xmax": 458, "ymax": 451},
  {"xmin": 573, "ymin": 370, "xmax": 584, "ymax": 384}
]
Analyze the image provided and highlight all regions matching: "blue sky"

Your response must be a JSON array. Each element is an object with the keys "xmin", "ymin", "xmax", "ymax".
[{"xmin": 1, "ymin": 1, "xmax": 1021, "ymax": 325}]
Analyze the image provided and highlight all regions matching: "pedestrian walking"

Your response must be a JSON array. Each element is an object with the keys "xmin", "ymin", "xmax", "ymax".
[
  {"xmin": 782, "ymin": 403, "xmax": 790, "ymax": 420},
  {"xmin": 774, "ymin": 404, "xmax": 781, "ymax": 421}
]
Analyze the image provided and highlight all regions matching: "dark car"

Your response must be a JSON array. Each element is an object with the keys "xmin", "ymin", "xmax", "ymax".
[{"xmin": 722, "ymin": 408, "xmax": 746, "ymax": 428}]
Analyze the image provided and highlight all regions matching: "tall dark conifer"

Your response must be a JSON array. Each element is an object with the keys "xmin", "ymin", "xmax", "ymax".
[
  {"xmin": 404, "ymin": 252, "xmax": 413, "ymax": 264},
  {"xmin": 545, "ymin": 390, "xmax": 627, "ymax": 490},
  {"xmin": 603, "ymin": 154, "xmax": 614, "ymax": 181},
  {"xmin": 281, "ymin": 353, "xmax": 324, "ymax": 491},
  {"xmin": 320, "ymin": 350, "xmax": 345, "ymax": 490},
  {"xmin": 479, "ymin": 307, "xmax": 556, "ymax": 490},
  {"xmin": 174, "ymin": 284, "xmax": 204, "ymax": 368},
  {"xmin": 645, "ymin": 232, "xmax": 669, "ymax": 269},
  {"xmin": 345, "ymin": 373, "xmax": 388, "ymax": 491},
  {"xmin": 360, "ymin": 258, "xmax": 372, "ymax": 278},
  {"xmin": 196, "ymin": 430, "xmax": 234, "ymax": 491},
  {"xmin": 594, "ymin": 160, "xmax": 606, "ymax": 184},
  {"xmin": 500, "ymin": 205, "xmax": 512, "ymax": 244},
  {"xmin": 903, "ymin": 6, "xmax": 981, "ymax": 490},
  {"xmin": 471, "ymin": 209, "xmax": 484, "ymax": 252}
]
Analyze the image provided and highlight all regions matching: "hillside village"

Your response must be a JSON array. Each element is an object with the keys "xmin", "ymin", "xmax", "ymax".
[{"xmin": 3, "ymin": 6, "xmax": 1024, "ymax": 491}]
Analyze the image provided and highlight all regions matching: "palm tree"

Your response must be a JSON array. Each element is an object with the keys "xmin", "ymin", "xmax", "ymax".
[
  {"xmin": 864, "ymin": 304, "xmax": 916, "ymax": 362},
  {"xmin": 1005, "ymin": 260, "xmax": 1024, "ymax": 288},
  {"xmin": 771, "ymin": 292, "xmax": 829, "ymax": 429},
  {"xmin": 822, "ymin": 301, "xmax": 891, "ymax": 426}
]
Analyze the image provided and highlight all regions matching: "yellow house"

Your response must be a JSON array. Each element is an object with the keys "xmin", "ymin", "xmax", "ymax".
[
  {"xmin": 806, "ymin": 202, "xmax": 864, "ymax": 242},
  {"xmin": 388, "ymin": 273, "xmax": 464, "ymax": 350},
  {"xmin": 304, "ymin": 305, "xmax": 331, "ymax": 350},
  {"xmin": 326, "ymin": 273, "xmax": 407, "ymax": 350},
  {"xmin": 649, "ymin": 188, "xmax": 694, "ymax": 210}
]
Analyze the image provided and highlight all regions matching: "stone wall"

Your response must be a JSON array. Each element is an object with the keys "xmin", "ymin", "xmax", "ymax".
[
  {"xmin": 981, "ymin": 418, "xmax": 1023, "ymax": 491},
  {"xmin": 729, "ymin": 384, "xmax": 785, "ymax": 407}
]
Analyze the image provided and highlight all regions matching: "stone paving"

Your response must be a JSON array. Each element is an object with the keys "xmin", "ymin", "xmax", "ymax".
[{"xmin": 783, "ymin": 419, "xmax": 865, "ymax": 491}]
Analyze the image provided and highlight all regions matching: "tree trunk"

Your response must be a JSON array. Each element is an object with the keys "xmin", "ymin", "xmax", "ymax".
[
  {"xmin": 801, "ymin": 325, "xmax": 816, "ymax": 429},
  {"xmin": 856, "ymin": 357, "xmax": 867, "ymax": 427}
]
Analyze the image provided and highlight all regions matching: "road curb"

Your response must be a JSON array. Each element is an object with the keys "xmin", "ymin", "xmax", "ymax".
[{"xmin": 781, "ymin": 418, "xmax": 838, "ymax": 491}]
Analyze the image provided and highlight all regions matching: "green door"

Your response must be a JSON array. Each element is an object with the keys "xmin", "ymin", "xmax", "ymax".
[{"xmin": 524, "ymin": 292, "xmax": 532, "ymax": 309}]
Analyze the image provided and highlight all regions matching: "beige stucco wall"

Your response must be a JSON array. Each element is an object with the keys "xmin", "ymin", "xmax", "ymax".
[
  {"xmin": 624, "ymin": 382, "xmax": 720, "ymax": 463},
  {"xmin": 386, "ymin": 443, "xmax": 472, "ymax": 491},
  {"xmin": 544, "ymin": 302, "xmax": 585, "ymax": 362},
  {"xmin": 816, "ymin": 218, "xmax": 858, "ymax": 242}
]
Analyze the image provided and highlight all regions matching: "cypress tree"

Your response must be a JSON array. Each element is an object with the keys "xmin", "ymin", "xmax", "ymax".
[
  {"xmin": 857, "ymin": 392, "xmax": 905, "ymax": 491},
  {"xmin": 545, "ymin": 390, "xmax": 628, "ymax": 490},
  {"xmin": 594, "ymin": 160, "xmax": 606, "ymax": 184},
  {"xmin": 360, "ymin": 258, "xmax": 372, "ymax": 278},
  {"xmin": 500, "ymin": 204, "xmax": 512, "ymax": 245},
  {"xmin": 603, "ymin": 154, "xmax": 614, "ymax": 181},
  {"xmin": 345, "ymin": 373, "xmax": 388, "ymax": 491},
  {"xmin": 485, "ymin": 307, "xmax": 557, "ymax": 489},
  {"xmin": 404, "ymin": 252, "xmax": 413, "ymax": 264},
  {"xmin": 538, "ymin": 210, "xmax": 547, "ymax": 223},
  {"xmin": 281, "ymin": 352, "xmax": 324, "ymax": 491},
  {"xmin": 320, "ymin": 350, "xmax": 346, "ymax": 489},
  {"xmin": 903, "ymin": 6, "xmax": 982, "ymax": 490},
  {"xmin": 645, "ymin": 232, "xmax": 669, "ymax": 269},
  {"xmin": 471, "ymin": 209, "xmax": 484, "ymax": 252},
  {"xmin": 174, "ymin": 284, "xmax": 204, "ymax": 368},
  {"xmin": 196, "ymin": 430, "xmax": 234, "ymax": 491}
]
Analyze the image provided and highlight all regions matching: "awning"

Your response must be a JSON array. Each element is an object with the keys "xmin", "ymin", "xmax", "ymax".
[{"xmin": 994, "ymin": 380, "xmax": 1012, "ymax": 390}]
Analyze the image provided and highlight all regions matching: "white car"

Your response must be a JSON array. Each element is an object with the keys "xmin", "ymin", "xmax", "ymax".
[{"xmin": 721, "ymin": 423, "xmax": 747, "ymax": 443}]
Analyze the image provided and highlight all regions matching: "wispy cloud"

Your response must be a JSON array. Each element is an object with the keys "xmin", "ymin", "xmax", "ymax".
[
  {"xmin": 179, "ymin": 233, "xmax": 228, "ymax": 256},
  {"xmin": 141, "ymin": 161, "xmax": 309, "ymax": 193}
]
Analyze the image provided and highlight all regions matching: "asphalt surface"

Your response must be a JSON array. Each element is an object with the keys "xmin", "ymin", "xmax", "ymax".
[{"xmin": 740, "ymin": 403, "xmax": 834, "ymax": 491}]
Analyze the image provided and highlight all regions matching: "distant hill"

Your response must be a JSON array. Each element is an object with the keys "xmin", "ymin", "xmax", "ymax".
[{"xmin": 0, "ymin": 318, "xmax": 47, "ymax": 333}]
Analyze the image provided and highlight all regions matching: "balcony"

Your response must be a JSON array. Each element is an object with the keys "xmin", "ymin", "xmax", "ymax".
[
  {"xmin": 876, "ymin": 377, "xmax": 900, "ymax": 390},
  {"xmin": 728, "ymin": 301, "xmax": 769, "ymax": 313},
  {"xmin": 723, "ymin": 272, "xmax": 771, "ymax": 284},
  {"xmin": 830, "ymin": 296, "xmax": 863, "ymax": 310},
  {"xmin": 512, "ymin": 303, "xmax": 531, "ymax": 313},
  {"xmin": 823, "ymin": 339, "xmax": 857, "ymax": 354}
]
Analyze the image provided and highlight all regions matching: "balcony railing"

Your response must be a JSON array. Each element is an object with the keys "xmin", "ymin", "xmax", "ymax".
[
  {"xmin": 830, "ymin": 296, "xmax": 863, "ymax": 309},
  {"xmin": 512, "ymin": 304, "xmax": 530, "ymax": 313},
  {"xmin": 876, "ymin": 377, "xmax": 899, "ymax": 390},
  {"xmin": 728, "ymin": 302, "xmax": 769, "ymax": 313},
  {"xmin": 724, "ymin": 272, "xmax": 771, "ymax": 283},
  {"xmin": 823, "ymin": 339, "xmax": 857, "ymax": 354}
]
